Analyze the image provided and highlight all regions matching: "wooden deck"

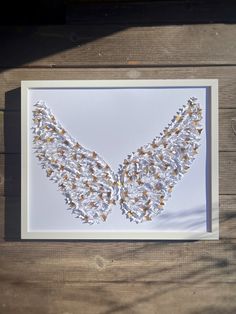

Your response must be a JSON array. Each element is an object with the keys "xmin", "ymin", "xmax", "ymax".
[{"xmin": 0, "ymin": 2, "xmax": 236, "ymax": 313}]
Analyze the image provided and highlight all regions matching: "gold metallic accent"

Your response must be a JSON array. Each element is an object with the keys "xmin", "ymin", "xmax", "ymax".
[
  {"xmin": 74, "ymin": 142, "xmax": 81, "ymax": 149},
  {"xmin": 46, "ymin": 169, "xmax": 53, "ymax": 177},
  {"xmin": 101, "ymin": 214, "xmax": 107, "ymax": 222}
]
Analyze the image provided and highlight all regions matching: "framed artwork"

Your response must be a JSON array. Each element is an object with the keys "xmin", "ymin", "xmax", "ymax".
[{"xmin": 21, "ymin": 79, "xmax": 219, "ymax": 240}]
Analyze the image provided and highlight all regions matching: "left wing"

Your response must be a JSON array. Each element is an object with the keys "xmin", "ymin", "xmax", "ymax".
[{"xmin": 32, "ymin": 101, "xmax": 118, "ymax": 224}]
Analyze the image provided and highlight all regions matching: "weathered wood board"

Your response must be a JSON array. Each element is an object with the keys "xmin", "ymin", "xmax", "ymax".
[{"xmin": 0, "ymin": 16, "xmax": 236, "ymax": 314}]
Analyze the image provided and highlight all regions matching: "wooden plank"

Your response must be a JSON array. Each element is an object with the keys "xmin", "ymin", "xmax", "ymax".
[
  {"xmin": 0, "ymin": 112, "xmax": 20, "ymax": 153},
  {"xmin": 0, "ymin": 154, "xmax": 20, "ymax": 196},
  {"xmin": 1, "ymin": 67, "xmax": 236, "ymax": 111},
  {"xmin": 220, "ymin": 109, "xmax": 236, "ymax": 152},
  {"xmin": 0, "ymin": 197, "xmax": 20, "ymax": 241},
  {"xmin": 0, "ymin": 239, "xmax": 235, "ymax": 283},
  {"xmin": 2, "ymin": 0, "xmax": 236, "ymax": 25},
  {"xmin": 0, "ymin": 112, "xmax": 3, "ymax": 152},
  {"xmin": 1, "ymin": 195, "xmax": 235, "ymax": 241},
  {"xmin": 220, "ymin": 195, "xmax": 236, "ymax": 239},
  {"xmin": 0, "ymin": 196, "xmax": 4, "ymax": 240},
  {"xmin": 0, "ymin": 4, "xmax": 235, "ymax": 313},
  {"xmin": 0, "ymin": 1, "xmax": 65, "ymax": 25},
  {"xmin": 220, "ymin": 152, "xmax": 236, "ymax": 195},
  {"xmin": 0, "ymin": 282, "xmax": 235, "ymax": 314},
  {"xmin": 1, "ymin": 24, "xmax": 236, "ymax": 68},
  {"xmin": 67, "ymin": 1, "xmax": 236, "ymax": 25},
  {"xmin": 1, "ymin": 108, "xmax": 236, "ymax": 153},
  {"xmin": 0, "ymin": 152, "xmax": 234, "ymax": 196}
]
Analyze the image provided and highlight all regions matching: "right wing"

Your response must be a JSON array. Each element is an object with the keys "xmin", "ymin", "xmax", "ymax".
[
  {"xmin": 118, "ymin": 97, "xmax": 203, "ymax": 223},
  {"xmin": 32, "ymin": 101, "xmax": 118, "ymax": 224}
]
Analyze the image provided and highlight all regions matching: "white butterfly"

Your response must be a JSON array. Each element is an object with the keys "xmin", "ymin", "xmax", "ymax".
[{"xmin": 32, "ymin": 97, "xmax": 202, "ymax": 224}]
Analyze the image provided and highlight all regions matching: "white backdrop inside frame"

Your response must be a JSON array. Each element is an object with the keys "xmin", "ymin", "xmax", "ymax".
[{"xmin": 28, "ymin": 86, "xmax": 209, "ymax": 233}]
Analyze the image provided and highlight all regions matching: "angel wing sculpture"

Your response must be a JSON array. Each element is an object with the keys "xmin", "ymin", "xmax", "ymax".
[{"xmin": 32, "ymin": 97, "xmax": 203, "ymax": 224}]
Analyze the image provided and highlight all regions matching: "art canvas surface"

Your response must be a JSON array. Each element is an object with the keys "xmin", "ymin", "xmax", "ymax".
[{"xmin": 21, "ymin": 80, "xmax": 219, "ymax": 239}]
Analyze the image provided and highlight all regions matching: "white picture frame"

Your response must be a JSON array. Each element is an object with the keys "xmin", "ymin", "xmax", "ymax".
[{"xmin": 21, "ymin": 79, "xmax": 219, "ymax": 240}]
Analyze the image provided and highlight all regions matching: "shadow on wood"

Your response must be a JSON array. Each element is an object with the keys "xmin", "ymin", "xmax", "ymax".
[
  {"xmin": 0, "ymin": 1, "xmax": 236, "ymax": 70},
  {"xmin": 4, "ymin": 88, "xmax": 21, "ymax": 240}
]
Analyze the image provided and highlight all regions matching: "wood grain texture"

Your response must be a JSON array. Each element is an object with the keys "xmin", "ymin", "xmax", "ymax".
[
  {"xmin": 220, "ymin": 195, "xmax": 236, "ymax": 239},
  {"xmin": 0, "ymin": 112, "xmax": 3, "ymax": 152},
  {"xmin": 1, "ymin": 67, "xmax": 236, "ymax": 111},
  {"xmin": 220, "ymin": 152, "xmax": 236, "ymax": 194},
  {"xmin": 0, "ymin": 235, "xmax": 235, "ymax": 283},
  {"xmin": 0, "ymin": 282, "xmax": 235, "ymax": 314},
  {"xmin": 0, "ymin": 15, "xmax": 236, "ymax": 314},
  {"xmin": 1, "ymin": 24, "xmax": 236, "ymax": 67},
  {"xmin": 220, "ymin": 109, "xmax": 236, "ymax": 151}
]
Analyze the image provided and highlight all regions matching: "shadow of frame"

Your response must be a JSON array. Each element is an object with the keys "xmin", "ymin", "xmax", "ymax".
[
  {"xmin": 1, "ymin": 1, "xmax": 236, "ymax": 71},
  {"xmin": 4, "ymin": 88, "xmax": 21, "ymax": 240}
]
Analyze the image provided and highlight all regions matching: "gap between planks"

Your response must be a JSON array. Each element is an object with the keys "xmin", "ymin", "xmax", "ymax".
[{"xmin": 2, "ymin": 63, "xmax": 236, "ymax": 69}]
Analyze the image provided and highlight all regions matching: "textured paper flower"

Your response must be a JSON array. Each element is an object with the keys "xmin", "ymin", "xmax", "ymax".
[{"xmin": 32, "ymin": 97, "xmax": 203, "ymax": 224}]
